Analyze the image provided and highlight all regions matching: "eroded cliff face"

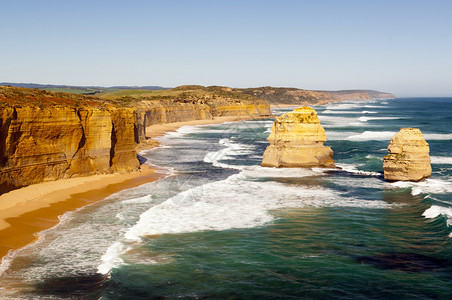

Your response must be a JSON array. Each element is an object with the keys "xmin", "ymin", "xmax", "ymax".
[
  {"xmin": 133, "ymin": 95, "xmax": 270, "ymax": 142},
  {"xmin": 0, "ymin": 86, "xmax": 271, "ymax": 194},
  {"xmin": 261, "ymin": 107, "xmax": 334, "ymax": 168},
  {"xmin": 383, "ymin": 128, "xmax": 432, "ymax": 181},
  {"xmin": 0, "ymin": 105, "xmax": 139, "ymax": 193}
]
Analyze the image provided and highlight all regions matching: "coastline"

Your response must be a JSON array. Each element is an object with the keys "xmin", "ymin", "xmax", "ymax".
[{"xmin": 0, "ymin": 115, "xmax": 264, "ymax": 261}]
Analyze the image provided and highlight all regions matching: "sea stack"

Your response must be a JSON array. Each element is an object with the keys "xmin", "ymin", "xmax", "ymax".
[
  {"xmin": 261, "ymin": 107, "xmax": 334, "ymax": 168},
  {"xmin": 383, "ymin": 128, "xmax": 432, "ymax": 181}
]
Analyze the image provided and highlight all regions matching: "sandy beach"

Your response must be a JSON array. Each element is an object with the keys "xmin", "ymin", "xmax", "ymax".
[{"xmin": 0, "ymin": 115, "xmax": 263, "ymax": 260}]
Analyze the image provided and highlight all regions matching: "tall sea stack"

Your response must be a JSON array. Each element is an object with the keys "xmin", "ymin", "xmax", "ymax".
[
  {"xmin": 261, "ymin": 107, "xmax": 334, "ymax": 168},
  {"xmin": 383, "ymin": 128, "xmax": 432, "ymax": 181}
]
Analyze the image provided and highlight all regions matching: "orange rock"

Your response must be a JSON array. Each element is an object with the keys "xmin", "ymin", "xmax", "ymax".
[
  {"xmin": 383, "ymin": 128, "xmax": 431, "ymax": 181},
  {"xmin": 261, "ymin": 107, "xmax": 334, "ymax": 168}
]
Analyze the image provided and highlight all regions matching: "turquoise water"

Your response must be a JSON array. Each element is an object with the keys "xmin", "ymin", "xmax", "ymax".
[{"xmin": 1, "ymin": 98, "xmax": 451, "ymax": 299}]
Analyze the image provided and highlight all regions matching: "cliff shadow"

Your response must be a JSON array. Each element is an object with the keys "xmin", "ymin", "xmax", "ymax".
[{"xmin": 137, "ymin": 154, "xmax": 148, "ymax": 165}]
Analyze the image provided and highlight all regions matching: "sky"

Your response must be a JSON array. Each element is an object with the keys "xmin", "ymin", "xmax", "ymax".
[{"xmin": 1, "ymin": 0, "xmax": 451, "ymax": 97}]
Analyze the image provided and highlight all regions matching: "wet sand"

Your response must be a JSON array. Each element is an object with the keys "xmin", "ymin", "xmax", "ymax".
[{"xmin": 0, "ymin": 166, "xmax": 163, "ymax": 258}]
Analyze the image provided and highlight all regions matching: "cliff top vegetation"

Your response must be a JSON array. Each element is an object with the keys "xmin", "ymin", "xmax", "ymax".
[
  {"xmin": 0, "ymin": 86, "xmax": 107, "ymax": 108},
  {"xmin": 98, "ymin": 85, "xmax": 266, "ymax": 105},
  {"xmin": 0, "ymin": 85, "xmax": 268, "ymax": 108}
]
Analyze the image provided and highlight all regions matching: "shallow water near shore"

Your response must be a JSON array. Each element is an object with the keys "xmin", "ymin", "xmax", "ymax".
[{"xmin": 1, "ymin": 97, "xmax": 452, "ymax": 299}]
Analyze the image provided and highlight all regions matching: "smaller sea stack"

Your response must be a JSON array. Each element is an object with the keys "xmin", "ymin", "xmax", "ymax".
[
  {"xmin": 261, "ymin": 107, "xmax": 334, "ymax": 168},
  {"xmin": 383, "ymin": 128, "xmax": 432, "ymax": 181}
]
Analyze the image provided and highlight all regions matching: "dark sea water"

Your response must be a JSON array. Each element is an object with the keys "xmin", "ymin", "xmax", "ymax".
[{"xmin": 1, "ymin": 98, "xmax": 452, "ymax": 299}]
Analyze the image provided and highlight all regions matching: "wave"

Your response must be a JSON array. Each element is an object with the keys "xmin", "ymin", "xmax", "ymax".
[
  {"xmin": 121, "ymin": 194, "xmax": 154, "ymax": 204},
  {"xmin": 431, "ymin": 156, "xmax": 452, "ymax": 164},
  {"xmin": 161, "ymin": 123, "xmax": 245, "ymax": 140},
  {"xmin": 123, "ymin": 171, "xmax": 390, "ymax": 242},
  {"xmin": 346, "ymin": 131, "xmax": 396, "ymax": 141},
  {"xmin": 422, "ymin": 206, "xmax": 452, "ymax": 237},
  {"xmin": 322, "ymin": 110, "xmax": 378, "ymax": 115},
  {"xmin": 327, "ymin": 131, "xmax": 395, "ymax": 141},
  {"xmin": 390, "ymin": 179, "xmax": 452, "ymax": 196},
  {"xmin": 203, "ymin": 138, "xmax": 254, "ymax": 170},
  {"xmin": 319, "ymin": 116, "xmax": 366, "ymax": 128},
  {"xmin": 358, "ymin": 116, "xmax": 400, "ymax": 122},
  {"xmin": 424, "ymin": 133, "xmax": 452, "ymax": 140},
  {"xmin": 327, "ymin": 131, "xmax": 452, "ymax": 142},
  {"xmin": 97, "ymin": 163, "xmax": 394, "ymax": 274},
  {"xmin": 322, "ymin": 110, "xmax": 359, "ymax": 114},
  {"xmin": 362, "ymin": 111, "xmax": 378, "ymax": 114},
  {"xmin": 363, "ymin": 104, "xmax": 384, "ymax": 108},
  {"xmin": 325, "ymin": 103, "xmax": 363, "ymax": 110},
  {"xmin": 335, "ymin": 163, "xmax": 382, "ymax": 177},
  {"xmin": 97, "ymin": 242, "xmax": 131, "ymax": 275}
]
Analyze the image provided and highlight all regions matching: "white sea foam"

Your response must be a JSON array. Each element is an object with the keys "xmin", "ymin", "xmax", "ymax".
[
  {"xmin": 321, "ymin": 110, "xmax": 378, "ymax": 115},
  {"xmin": 422, "ymin": 205, "xmax": 452, "ymax": 232},
  {"xmin": 326, "ymin": 131, "xmax": 360, "ymax": 140},
  {"xmin": 390, "ymin": 179, "xmax": 452, "ymax": 196},
  {"xmin": 323, "ymin": 110, "xmax": 361, "ymax": 114},
  {"xmin": 346, "ymin": 131, "xmax": 396, "ymax": 141},
  {"xmin": 244, "ymin": 165, "xmax": 321, "ymax": 178},
  {"xmin": 424, "ymin": 133, "xmax": 452, "ymax": 140},
  {"xmin": 319, "ymin": 115, "xmax": 364, "ymax": 128},
  {"xmin": 325, "ymin": 103, "xmax": 362, "ymax": 110},
  {"xmin": 203, "ymin": 138, "xmax": 253, "ymax": 170},
  {"xmin": 121, "ymin": 194, "xmax": 154, "ymax": 204},
  {"xmin": 97, "ymin": 242, "xmax": 131, "ymax": 274},
  {"xmin": 124, "ymin": 170, "xmax": 390, "ymax": 243},
  {"xmin": 363, "ymin": 104, "xmax": 384, "ymax": 108},
  {"xmin": 362, "ymin": 111, "xmax": 378, "ymax": 114},
  {"xmin": 358, "ymin": 116, "xmax": 400, "ymax": 122},
  {"xmin": 336, "ymin": 163, "xmax": 382, "ymax": 177},
  {"xmin": 430, "ymin": 156, "xmax": 452, "ymax": 164},
  {"xmin": 365, "ymin": 154, "xmax": 382, "ymax": 159},
  {"xmin": 160, "ymin": 124, "xmax": 241, "ymax": 141},
  {"xmin": 327, "ymin": 130, "xmax": 396, "ymax": 141}
]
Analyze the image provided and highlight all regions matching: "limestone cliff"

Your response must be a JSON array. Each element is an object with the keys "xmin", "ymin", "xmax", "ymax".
[
  {"xmin": 383, "ymin": 128, "xmax": 432, "ymax": 181},
  {"xmin": 0, "ymin": 86, "xmax": 270, "ymax": 194},
  {"xmin": 261, "ymin": 107, "xmax": 334, "ymax": 168},
  {"xmin": 99, "ymin": 85, "xmax": 271, "ymax": 142},
  {"xmin": 0, "ymin": 103, "xmax": 139, "ymax": 194}
]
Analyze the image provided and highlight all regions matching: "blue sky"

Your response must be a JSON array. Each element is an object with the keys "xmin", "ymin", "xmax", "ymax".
[{"xmin": 1, "ymin": 0, "xmax": 451, "ymax": 96}]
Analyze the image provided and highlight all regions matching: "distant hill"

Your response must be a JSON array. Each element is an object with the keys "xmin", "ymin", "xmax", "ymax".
[
  {"xmin": 0, "ymin": 83, "xmax": 168, "ymax": 95},
  {"xmin": 236, "ymin": 87, "xmax": 395, "ymax": 105}
]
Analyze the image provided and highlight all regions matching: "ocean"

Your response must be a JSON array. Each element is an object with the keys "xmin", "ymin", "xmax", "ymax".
[{"xmin": 1, "ymin": 97, "xmax": 451, "ymax": 299}]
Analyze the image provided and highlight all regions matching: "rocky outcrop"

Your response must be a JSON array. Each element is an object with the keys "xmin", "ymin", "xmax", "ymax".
[
  {"xmin": 383, "ymin": 128, "xmax": 432, "ymax": 181},
  {"xmin": 261, "ymin": 107, "xmax": 334, "ymax": 168}
]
